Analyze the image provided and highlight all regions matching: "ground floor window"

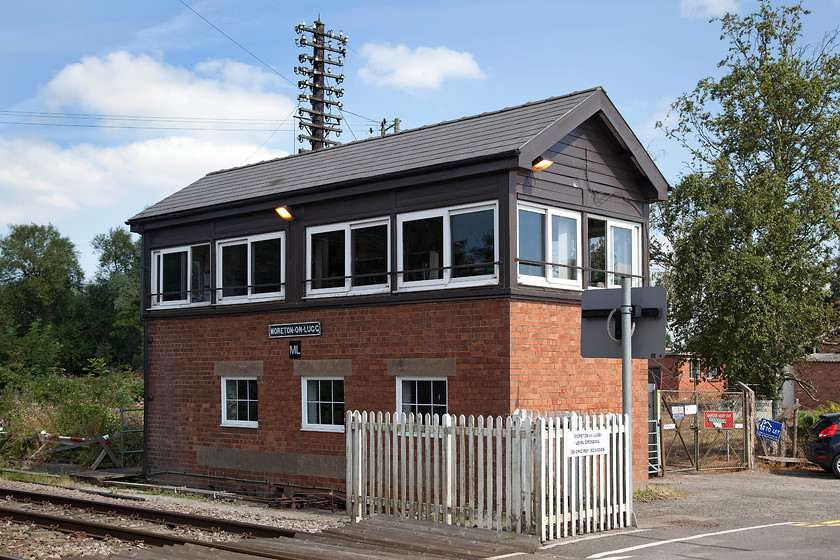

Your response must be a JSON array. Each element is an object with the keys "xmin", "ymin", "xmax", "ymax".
[
  {"xmin": 301, "ymin": 378, "xmax": 345, "ymax": 432},
  {"xmin": 397, "ymin": 378, "xmax": 447, "ymax": 418},
  {"xmin": 221, "ymin": 377, "xmax": 258, "ymax": 428}
]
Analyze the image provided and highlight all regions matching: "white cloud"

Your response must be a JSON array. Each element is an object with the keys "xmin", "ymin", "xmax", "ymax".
[
  {"xmin": 39, "ymin": 51, "xmax": 295, "ymax": 144},
  {"xmin": 680, "ymin": 0, "xmax": 738, "ymax": 19},
  {"xmin": 0, "ymin": 135, "xmax": 285, "ymax": 224},
  {"xmin": 0, "ymin": 51, "xmax": 293, "ymax": 276},
  {"xmin": 358, "ymin": 43, "xmax": 486, "ymax": 90}
]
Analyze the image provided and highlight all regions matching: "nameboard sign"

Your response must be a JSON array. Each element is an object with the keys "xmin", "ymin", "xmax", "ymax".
[
  {"xmin": 269, "ymin": 322, "xmax": 321, "ymax": 338},
  {"xmin": 565, "ymin": 429, "xmax": 609, "ymax": 458}
]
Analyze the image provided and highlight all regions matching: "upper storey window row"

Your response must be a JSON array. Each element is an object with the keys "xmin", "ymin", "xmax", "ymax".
[{"xmin": 148, "ymin": 200, "xmax": 642, "ymax": 308}]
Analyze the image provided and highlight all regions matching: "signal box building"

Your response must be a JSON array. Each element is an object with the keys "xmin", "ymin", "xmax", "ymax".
[{"xmin": 128, "ymin": 87, "xmax": 669, "ymax": 493}]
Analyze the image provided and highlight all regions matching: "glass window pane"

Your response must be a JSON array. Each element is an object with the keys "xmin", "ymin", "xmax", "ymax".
[
  {"xmin": 352, "ymin": 225, "xmax": 388, "ymax": 287},
  {"xmin": 320, "ymin": 403, "xmax": 332, "ymax": 424},
  {"xmin": 417, "ymin": 381, "xmax": 431, "ymax": 404},
  {"xmin": 332, "ymin": 404, "xmax": 344, "ymax": 425},
  {"xmin": 403, "ymin": 217, "xmax": 443, "ymax": 282},
  {"xmin": 161, "ymin": 251, "xmax": 187, "ymax": 301},
  {"xmin": 307, "ymin": 379, "xmax": 318, "ymax": 401},
  {"xmin": 190, "ymin": 245, "xmax": 211, "ymax": 302},
  {"xmin": 518, "ymin": 210, "xmax": 544, "ymax": 277},
  {"xmin": 311, "ymin": 230, "xmax": 345, "ymax": 289},
  {"xmin": 248, "ymin": 401, "xmax": 258, "ymax": 422},
  {"xmin": 238, "ymin": 401, "xmax": 248, "ymax": 420},
  {"xmin": 333, "ymin": 380, "xmax": 344, "ymax": 402},
  {"xmin": 432, "ymin": 381, "xmax": 447, "ymax": 405},
  {"xmin": 319, "ymin": 380, "xmax": 332, "ymax": 400},
  {"xmin": 587, "ymin": 218, "xmax": 606, "ymax": 287},
  {"xmin": 222, "ymin": 243, "xmax": 248, "ymax": 297},
  {"xmin": 551, "ymin": 215, "xmax": 577, "ymax": 281},
  {"xmin": 451, "ymin": 209, "xmax": 494, "ymax": 278},
  {"xmin": 227, "ymin": 401, "xmax": 238, "ymax": 420},
  {"xmin": 226, "ymin": 380, "xmax": 238, "ymax": 399},
  {"xmin": 307, "ymin": 402, "xmax": 319, "ymax": 424},
  {"xmin": 247, "ymin": 380, "xmax": 258, "ymax": 400},
  {"xmin": 402, "ymin": 380, "xmax": 416, "ymax": 404},
  {"xmin": 611, "ymin": 226, "xmax": 632, "ymax": 286},
  {"xmin": 252, "ymin": 238, "xmax": 281, "ymax": 294}
]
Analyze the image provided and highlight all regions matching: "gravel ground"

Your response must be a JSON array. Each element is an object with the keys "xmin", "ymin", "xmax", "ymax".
[{"xmin": 0, "ymin": 477, "xmax": 346, "ymax": 559}]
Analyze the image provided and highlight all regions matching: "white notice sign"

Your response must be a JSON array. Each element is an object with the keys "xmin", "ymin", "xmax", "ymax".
[{"xmin": 565, "ymin": 430, "xmax": 609, "ymax": 458}]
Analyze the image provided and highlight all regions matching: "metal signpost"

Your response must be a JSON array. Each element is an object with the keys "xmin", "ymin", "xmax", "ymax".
[{"xmin": 580, "ymin": 279, "xmax": 667, "ymax": 527}]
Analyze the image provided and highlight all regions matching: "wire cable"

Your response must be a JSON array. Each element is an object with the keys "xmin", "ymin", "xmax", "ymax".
[{"xmin": 177, "ymin": 0, "xmax": 297, "ymax": 88}]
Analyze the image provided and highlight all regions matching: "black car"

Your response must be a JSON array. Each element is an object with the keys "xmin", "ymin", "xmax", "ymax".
[{"xmin": 804, "ymin": 412, "xmax": 840, "ymax": 477}]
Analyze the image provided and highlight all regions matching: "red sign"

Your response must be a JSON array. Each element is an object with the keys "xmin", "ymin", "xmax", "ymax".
[{"xmin": 704, "ymin": 411, "xmax": 735, "ymax": 429}]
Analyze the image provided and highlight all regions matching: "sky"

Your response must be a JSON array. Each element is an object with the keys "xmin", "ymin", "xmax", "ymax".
[{"xmin": 2, "ymin": 0, "xmax": 839, "ymax": 278}]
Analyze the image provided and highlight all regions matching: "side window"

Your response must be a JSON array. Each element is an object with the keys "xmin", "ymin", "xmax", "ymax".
[
  {"xmin": 587, "ymin": 216, "xmax": 641, "ymax": 288},
  {"xmin": 306, "ymin": 219, "xmax": 389, "ymax": 296},
  {"xmin": 517, "ymin": 204, "xmax": 580, "ymax": 288},
  {"xmin": 397, "ymin": 378, "xmax": 447, "ymax": 418},
  {"xmin": 397, "ymin": 202, "xmax": 497, "ymax": 290},
  {"xmin": 221, "ymin": 377, "xmax": 258, "ymax": 428},
  {"xmin": 217, "ymin": 232, "xmax": 284, "ymax": 303},
  {"xmin": 151, "ymin": 244, "xmax": 210, "ymax": 307},
  {"xmin": 301, "ymin": 378, "xmax": 345, "ymax": 432}
]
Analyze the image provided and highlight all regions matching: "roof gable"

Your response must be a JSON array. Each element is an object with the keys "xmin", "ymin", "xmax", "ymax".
[{"xmin": 129, "ymin": 87, "xmax": 668, "ymax": 224}]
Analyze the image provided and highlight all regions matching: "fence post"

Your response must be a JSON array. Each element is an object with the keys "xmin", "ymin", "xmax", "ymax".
[
  {"xmin": 735, "ymin": 382, "xmax": 755, "ymax": 469},
  {"xmin": 535, "ymin": 416, "xmax": 546, "ymax": 541},
  {"xmin": 443, "ymin": 414, "xmax": 454, "ymax": 525}
]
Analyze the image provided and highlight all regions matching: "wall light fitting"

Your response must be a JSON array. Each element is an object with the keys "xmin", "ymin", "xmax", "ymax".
[
  {"xmin": 531, "ymin": 156, "xmax": 553, "ymax": 171},
  {"xmin": 275, "ymin": 206, "xmax": 293, "ymax": 220}
]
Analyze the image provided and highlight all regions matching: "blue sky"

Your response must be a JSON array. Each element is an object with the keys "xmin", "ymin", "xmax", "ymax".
[{"xmin": 2, "ymin": 0, "xmax": 839, "ymax": 277}]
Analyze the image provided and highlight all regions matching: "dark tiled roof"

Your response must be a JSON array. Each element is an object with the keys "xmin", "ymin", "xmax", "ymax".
[{"xmin": 129, "ymin": 87, "xmax": 649, "ymax": 223}]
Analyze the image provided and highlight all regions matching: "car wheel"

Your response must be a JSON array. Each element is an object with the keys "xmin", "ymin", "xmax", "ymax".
[{"xmin": 833, "ymin": 454, "xmax": 840, "ymax": 478}]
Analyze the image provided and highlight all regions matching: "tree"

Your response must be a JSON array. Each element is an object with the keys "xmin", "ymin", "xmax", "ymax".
[
  {"xmin": 91, "ymin": 227, "xmax": 140, "ymax": 279},
  {"xmin": 0, "ymin": 223, "xmax": 83, "ymax": 330},
  {"xmin": 653, "ymin": 1, "xmax": 840, "ymax": 398}
]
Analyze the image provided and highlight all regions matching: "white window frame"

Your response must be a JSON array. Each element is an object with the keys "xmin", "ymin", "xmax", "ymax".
[
  {"xmin": 396, "ymin": 201, "xmax": 498, "ymax": 292},
  {"xmin": 221, "ymin": 377, "xmax": 259, "ymax": 428},
  {"xmin": 586, "ymin": 216, "xmax": 642, "ymax": 289},
  {"xmin": 305, "ymin": 217, "xmax": 390, "ymax": 298},
  {"xmin": 216, "ymin": 232, "xmax": 285, "ymax": 304},
  {"xmin": 516, "ymin": 202, "xmax": 582, "ymax": 289},
  {"xmin": 300, "ymin": 377, "xmax": 346, "ymax": 433},
  {"xmin": 150, "ymin": 244, "xmax": 211, "ymax": 308},
  {"xmin": 396, "ymin": 377, "xmax": 448, "ymax": 418}
]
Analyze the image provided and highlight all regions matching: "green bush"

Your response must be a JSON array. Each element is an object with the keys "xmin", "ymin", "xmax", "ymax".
[{"xmin": 0, "ymin": 362, "xmax": 143, "ymax": 467}]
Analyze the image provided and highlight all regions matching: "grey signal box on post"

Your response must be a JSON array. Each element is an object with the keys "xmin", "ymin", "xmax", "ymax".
[{"xmin": 580, "ymin": 286, "xmax": 667, "ymax": 359}]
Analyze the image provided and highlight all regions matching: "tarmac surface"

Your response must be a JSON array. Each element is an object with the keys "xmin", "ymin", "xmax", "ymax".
[{"xmin": 533, "ymin": 465, "xmax": 840, "ymax": 559}]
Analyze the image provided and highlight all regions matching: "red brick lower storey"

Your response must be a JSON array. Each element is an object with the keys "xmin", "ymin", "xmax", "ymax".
[{"xmin": 144, "ymin": 297, "xmax": 648, "ymax": 493}]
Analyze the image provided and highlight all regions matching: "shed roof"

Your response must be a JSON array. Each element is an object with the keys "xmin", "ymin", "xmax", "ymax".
[{"xmin": 129, "ymin": 87, "xmax": 668, "ymax": 224}]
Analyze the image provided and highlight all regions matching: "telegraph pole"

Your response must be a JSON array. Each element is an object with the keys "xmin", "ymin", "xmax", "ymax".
[{"xmin": 294, "ymin": 19, "xmax": 348, "ymax": 152}]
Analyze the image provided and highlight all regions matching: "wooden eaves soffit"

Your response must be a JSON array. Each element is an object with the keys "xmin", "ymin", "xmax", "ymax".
[{"xmin": 127, "ymin": 87, "xmax": 668, "ymax": 229}]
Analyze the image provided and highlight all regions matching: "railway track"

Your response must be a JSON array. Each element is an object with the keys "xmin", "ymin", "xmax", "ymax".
[{"xmin": 0, "ymin": 486, "xmax": 542, "ymax": 559}]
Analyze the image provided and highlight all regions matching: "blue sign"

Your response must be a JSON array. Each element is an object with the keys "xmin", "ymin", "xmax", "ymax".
[{"xmin": 757, "ymin": 418, "xmax": 782, "ymax": 442}]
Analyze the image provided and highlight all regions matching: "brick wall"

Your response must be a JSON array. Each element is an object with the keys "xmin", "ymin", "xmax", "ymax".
[
  {"xmin": 145, "ymin": 297, "xmax": 649, "ymax": 492},
  {"xmin": 793, "ymin": 360, "xmax": 840, "ymax": 408},
  {"xmin": 509, "ymin": 301, "xmax": 648, "ymax": 484}
]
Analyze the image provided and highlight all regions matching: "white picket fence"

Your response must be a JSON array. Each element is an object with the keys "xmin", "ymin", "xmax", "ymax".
[{"xmin": 345, "ymin": 410, "xmax": 631, "ymax": 541}]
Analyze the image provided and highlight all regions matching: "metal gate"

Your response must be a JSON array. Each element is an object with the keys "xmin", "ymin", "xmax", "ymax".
[{"xmin": 660, "ymin": 390, "xmax": 748, "ymax": 472}]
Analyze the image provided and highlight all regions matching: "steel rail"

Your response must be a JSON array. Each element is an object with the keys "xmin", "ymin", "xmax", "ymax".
[
  {"xmin": 0, "ymin": 503, "xmax": 305, "ymax": 559},
  {"xmin": 0, "ymin": 486, "xmax": 295, "ymax": 539}
]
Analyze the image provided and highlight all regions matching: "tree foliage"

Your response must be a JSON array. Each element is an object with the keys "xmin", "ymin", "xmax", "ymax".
[
  {"xmin": 0, "ymin": 224, "xmax": 142, "ymax": 378},
  {"xmin": 653, "ymin": 1, "xmax": 840, "ymax": 398}
]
